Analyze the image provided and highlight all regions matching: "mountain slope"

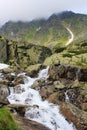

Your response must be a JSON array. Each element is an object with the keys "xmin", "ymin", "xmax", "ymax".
[{"xmin": 0, "ymin": 11, "xmax": 87, "ymax": 48}]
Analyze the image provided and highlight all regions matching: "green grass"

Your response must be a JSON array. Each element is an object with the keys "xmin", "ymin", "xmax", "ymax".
[
  {"xmin": 0, "ymin": 107, "xmax": 18, "ymax": 130},
  {"xmin": 80, "ymin": 41, "xmax": 87, "ymax": 47},
  {"xmin": 68, "ymin": 49, "xmax": 87, "ymax": 55}
]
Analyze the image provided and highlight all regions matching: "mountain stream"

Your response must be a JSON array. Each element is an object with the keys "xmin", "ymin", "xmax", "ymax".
[{"xmin": 7, "ymin": 67, "xmax": 76, "ymax": 130}]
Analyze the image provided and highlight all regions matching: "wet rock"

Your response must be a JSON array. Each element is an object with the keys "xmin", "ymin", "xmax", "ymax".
[
  {"xmin": 1, "ymin": 68, "xmax": 13, "ymax": 74},
  {"xmin": 25, "ymin": 64, "xmax": 42, "ymax": 77},
  {"xmin": 14, "ymin": 75, "xmax": 25, "ymax": 85},
  {"xmin": 31, "ymin": 78, "xmax": 46, "ymax": 90},
  {"xmin": 40, "ymin": 87, "xmax": 48, "ymax": 100},
  {"xmin": 14, "ymin": 85, "xmax": 25, "ymax": 93},
  {"xmin": 14, "ymin": 115, "xmax": 51, "ymax": 130},
  {"xmin": 8, "ymin": 104, "xmax": 29, "ymax": 116},
  {"xmin": 48, "ymin": 92, "xmax": 65, "ymax": 104},
  {"xmin": 31, "ymin": 80, "xmax": 40, "ymax": 90},
  {"xmin": 5, "ymin": 73, "xmax": 15, "ymax": 81},
  {"xmin": 0, "ymin": 84, "xmax": 10, "ymax": 105},
  {"xmin": 60, "ymin": 103, "xmax": 87, "ymax": 130}
]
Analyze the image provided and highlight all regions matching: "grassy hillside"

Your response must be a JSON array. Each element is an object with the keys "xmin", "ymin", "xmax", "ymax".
[
  {"xmin": 1, "ymin": 11, "xmax": 87, "ymax": 48},
  {"xmin": 59, "ymin": 11, "xmax": 87, "ymax": 43},
  {"xmin": 43, "ymin": 39, "xmax": 87, "ymax": 68},
  {"xmin": 0, "ymin": 107, "xmax": 18, "ymax": 130},
  {"xmin": 0, "ymin": 11, "xmax": 87, "ymax": 69}
]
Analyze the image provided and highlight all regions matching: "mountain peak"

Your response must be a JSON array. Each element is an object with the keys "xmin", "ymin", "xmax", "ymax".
[{"xmin": 58, "ymin": 11, "xmax": 75, "ymax": 19}]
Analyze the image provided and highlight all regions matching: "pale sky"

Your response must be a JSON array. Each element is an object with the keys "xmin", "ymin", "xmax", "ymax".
[{"xmin": 0, "ymin": 0, "xmax": 87, "ymax": 25}]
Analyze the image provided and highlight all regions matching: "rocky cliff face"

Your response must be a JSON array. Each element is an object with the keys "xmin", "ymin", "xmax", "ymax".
[
  {"xmin": 0, "ymin": 36, "xmax": 8, "ymax": 62},
  {"xmin": 48, "ymin": 64, "xmax": 87, "ymax": 82},
  {"xmin": 7, "ymin": 41, "xmax": 52, "ymax": 69},
  {"xmin": 0, "ymin": 36, "xmax": 52, "ymax": 69},
  {"xmin": 0, "ymin": 11, "xmax": 87, "ymax": 46}
]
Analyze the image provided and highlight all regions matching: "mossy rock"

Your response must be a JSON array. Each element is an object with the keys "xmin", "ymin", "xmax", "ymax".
[
  {"xmin": 26, "ymin": 45, "xmax": 52, "ymax": 65},
  {"xmin": 0, "ymin": 107, "xmax": 18, "ymax": 130},
  {"xmin": 0, "ymin": 38, "xmax": 7, "ymax": 62},
  {"xmin": 71, "ymin": 80, "xmax": 86, "ymax": 88},
  {"xmin": 43, "ymin": 53, "xmax": 71, "ymax": 66},
  {"xmin": 25, "ymin": 64, "xmax": 42, "ymax": 77}
]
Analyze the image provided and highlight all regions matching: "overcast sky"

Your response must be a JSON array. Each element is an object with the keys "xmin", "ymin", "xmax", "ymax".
[{"xmin": 0, "ymin": 0, "xmax": 87, "ymax": 25}]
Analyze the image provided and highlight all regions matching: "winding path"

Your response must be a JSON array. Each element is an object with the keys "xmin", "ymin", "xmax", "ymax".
[{"xmin": 66, "ymin": 28, "xmax": 74, "ymax": 46}]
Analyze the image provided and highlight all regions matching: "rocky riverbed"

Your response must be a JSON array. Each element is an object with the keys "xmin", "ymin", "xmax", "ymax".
[{"xmin": 0, "ymin": 63, "xmax": 87, "ymax": 130}]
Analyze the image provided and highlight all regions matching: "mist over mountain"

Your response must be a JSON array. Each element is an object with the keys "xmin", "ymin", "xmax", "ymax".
[{"xmin": 0, "ymin": 11, "xmax": 87, "ymax": 46}]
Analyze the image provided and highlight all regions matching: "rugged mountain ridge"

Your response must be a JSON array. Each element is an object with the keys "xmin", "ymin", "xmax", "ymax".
[
  {"xmin": 0, "ymin": 11, "xmax": 87, "ymax": 48},
  {"xmin": 0, "ymin": 36, "xmax": 52, "ymax": 70}
]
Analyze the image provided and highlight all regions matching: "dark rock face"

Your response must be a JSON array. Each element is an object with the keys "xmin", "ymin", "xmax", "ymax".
[
  {"xmin": 78, "ymin": 68, "xmax": 87, "ymax": 82},
  {"xmin": 48, "ymin": 64, "xmax": 87, "ymax": 82},
  {"xmin": 0, "ymin": 36, "xmax": 52, "ymax": 69},
  {"xmin": 7, "ymin": 42, "xmax": 52, "ymax": 69},
  {"xmin": 0, "ymin": 37, "xmax": 8, "ymax": 62}
]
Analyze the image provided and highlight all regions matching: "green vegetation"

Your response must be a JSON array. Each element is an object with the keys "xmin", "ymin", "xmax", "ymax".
[
  {"xmin": 0, "ymin": 11, "xmax": 87, "ymax": 48},
  {"xmin": 43, "ymin": 39, "xmax": 87, "ymax": 68},
  {"xmin": 0, "ymin": 107, "xmax": 18, "ymax": 130},
  {"xmin": 0, "ymin": 11, "xmax": 87, "ymax": 69}
]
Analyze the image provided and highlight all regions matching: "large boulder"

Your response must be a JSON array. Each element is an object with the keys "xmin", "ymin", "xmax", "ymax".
[
  {"xmin": 60, "ymin": 103, "xmax": 87, "ymax": 130},
  {"xmin": 25, "ymin": 64, "xmax": 42, "ymax": 77},
  {"xmin": 8, "ymin": 42, "xmax": 52, "ymax": 69}
]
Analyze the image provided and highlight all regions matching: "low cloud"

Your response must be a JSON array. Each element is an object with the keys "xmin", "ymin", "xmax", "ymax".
[{"xmin": 0, "ymin": 0, "xmax": 87, "ymax": 25}]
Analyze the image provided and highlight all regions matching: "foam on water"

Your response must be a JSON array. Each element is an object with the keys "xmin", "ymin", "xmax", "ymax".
[
  {"xmin": 0, "ymin": 63, "xmax": 9, "ymax": 70},
  {"xmin": 8, "ymin": 67, "xmax": 76, "ymax": 130}
]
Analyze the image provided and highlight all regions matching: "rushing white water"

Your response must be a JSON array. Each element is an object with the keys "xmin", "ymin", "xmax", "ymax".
[
  {"xmin": 65, "ymin": 91, "xmax": 70, "ymax": 102},
  {"xmin": 0, "ymin": 63, "xmax": 9, "ymax": 70},
  {"xmin": 8, "ymin": 67, "xmax": 76, "ymax": 130}
]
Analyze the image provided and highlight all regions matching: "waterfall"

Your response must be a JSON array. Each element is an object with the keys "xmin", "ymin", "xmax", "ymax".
[
  {"xmin": 7, "ymin": 67, "xmax": 76, "ymax": 130},
  {"xmin": 0, "ymin": 63, "xmax": 9, "ymax": 70},
  {"xmin": 65, "ymin": 91, "xmax": 70, "ymax": 102}
]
